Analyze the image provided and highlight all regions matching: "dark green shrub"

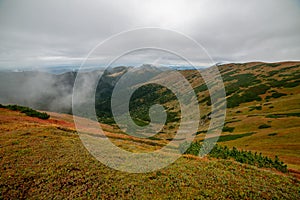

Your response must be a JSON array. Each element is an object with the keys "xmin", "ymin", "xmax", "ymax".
[
  {"xmin": 266, "ymin": 63, "xmax": 281, "ymax": 68},
  {"xmin": 284, "ymin": 80, "xmax": 300, "ymax": 88},
  {"xmin": 179, "ymin": 141, "xmax": 202, "ymax": 155},
  {"xmin": 268, "ymin": 133, "xmax": 277, "ymax": 136},
  {"xmin": 195, "ymin": 130, "xmax": 207, "ymax": 135},
  {"xmin": 182, "ymin": 143, "xmax": 288, "ymax": 172},
  {"xmin": 267, "ymin": 71, "xmax": 300, "ymax": 88},
  {"xmin": 194, "ymin": 84, "xmax": 208, "ymax": 93},
  {"xmin": 265, "ymin": 113, "xmax": 300, "ymax": 118},
  {"xmin": 227, "ymin": 84, "xmax": 270, "ymax": 108},
  {"xmin": 258, "ymin": 124, "xmax": 271, "ymax": 129},
  {"xmin": 223, "ymin": 73, "xmax": 261, "ymax": 97},
  {"xmin": 249, "ymin": 105, "xmax": 262, "ymax": 111},
  {"xmin": 265, "ymin": 92, "xmax": 287, "ymax": 100},
  {"xmin": 223, "ymin": 73, "xmax": 260, "ymax": 86},
  {"xmin": 3, "ymin": 104, "xmax": 50, "ymax": 120},
  {"xmin": 222, "ymin": 126, "xmax": 235, "ymax": 133}
]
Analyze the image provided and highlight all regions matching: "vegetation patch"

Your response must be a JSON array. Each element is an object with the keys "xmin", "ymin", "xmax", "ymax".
[
  {"xmin": 199, "ymin": 96, "xmax": 211, "ymax": 106},
  {"xmin": 180, "ymin": 142, "xmax": 287, "ymax": 172},
  {"xmin": 227, "ymin": 84, "xmax": 270, "ymax": 108},
  {"xmin": 266, "ymin": 91, "xmax": 287, "ymax": 100},
  {"xmin": 224, "ymin": 119, "xmax": 241, "ymax": 125},
  {"xmin": 195, "ymin": 130, "xmax": 207, "ymax": 135},
  {"xmin": 266, "ymin": 63, "xmax": 281, "ymax": 68},
  {"xmin": 249, "ymin": 105, "xmax": 262, "ymax": 111},
  {"xmin": 284, "ymin": 80, "xmax": 300, "ymax": 88},
  {"xmin": 222, "ymin": 126, "xmax": 235, "ymax": 133},
  {"xmin": 266, "ymin": 113, "xmax": 300, "ymax": 118},
  {"xmin": 200, "ymin": 132, "xmax": 256, "ymax": 143},
  {"xmin": 0, "ymin": 104, "xmax": 50, "ymax": 119},
  {"xmin": 223, "ymin": 73, "xmax": 260, "ymax": 85},
  {"xmin": 194, "ymin": 84, "xmax": 208, "ymax": 93},
  {"xmin": 247, "ymin": 64, "xmax": 264, "ymax": 70},
  {"xmin": 223, "ymin": 73, "xmax": 261, "ymax": 96},
  {"xmin": 267, "ymin": 72, "xmax": 300, "ymax": 88},
  {"xmin": 258, "ymin": 124, "xmax": 271, "ymax": 129},
  {"xmin": 268, "ymin": 133, "xmax": 277, "ymax": 136}
]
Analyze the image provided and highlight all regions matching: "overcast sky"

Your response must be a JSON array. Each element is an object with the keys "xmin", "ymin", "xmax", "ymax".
[{"xmin": 0, "ymin": 0, "xmax": 300, "ymax": 69}]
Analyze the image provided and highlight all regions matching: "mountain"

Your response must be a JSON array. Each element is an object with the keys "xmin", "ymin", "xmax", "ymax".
[
  {"xmin": 0, "ymin": 61, "xmax": 300, "ymax": 170},
  {"xmin": 1, "ymin": 61, "xmax": 300, "ymax": 198}
]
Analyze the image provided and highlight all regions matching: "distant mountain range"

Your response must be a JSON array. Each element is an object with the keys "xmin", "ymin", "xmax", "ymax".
[{"xmin": 0, "ymin": 64, "xmax": 206, "ymax": 74}]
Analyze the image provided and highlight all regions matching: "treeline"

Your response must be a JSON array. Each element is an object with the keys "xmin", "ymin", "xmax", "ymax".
[
  {"xmin": 0, "ymin": 104, "xmax": 50, "ymax": 120},
  {"xmin": 180, "ymin": 141, "xmax": 287, "ymax": 173}
]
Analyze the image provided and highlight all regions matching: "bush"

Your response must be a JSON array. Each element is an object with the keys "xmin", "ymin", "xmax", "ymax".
[
  {"xmin": 267, "ymin": 71, "xmax": 300, "ymax": 88},
  {"xmin": 265, "ymin": 113, "xmax": 300, "ymax": 118},
  {"xmin": 194, "ymin": 84, "xmax": 208, "ymax": 93},
  {"xmin": 2, "ymin": 104, "xmax": 50, "ymax": 120},
  {"xmin": 258, "ymin": 124, "xmax": 271, "ymax": 129},
  {"xmin": 222, "ymin": 126, "xmax": 235, "ymax": 133},
  {"xmin": 227, "ymin": 84, "xmax": 270, "ymax": 108},
  {"xmin": 128, "ymin": 84, "xmax": 180, "ymax": 124},
  {"xmin": 249, "ymin": 105, "xmax": 262, "ymax": 111},
  {"xmin": 223, "ymin": 73, "xmax": 261, "ymax": 97},
  {"xmin": 265, "ymin": 92, "xmax": 287, "ymax": 100},
  {"xmin": 268, "ymin": 133, "xmax": 277, "ymax": 136},
  {"xmin": 179, "ymin": 141, "xmax": 202, "ymax": 155},
  {"xmin": 182, "ymin": 143, "xmax": 288, "ymax": 172}
]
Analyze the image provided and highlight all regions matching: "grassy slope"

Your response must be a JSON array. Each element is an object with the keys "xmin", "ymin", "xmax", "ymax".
[
  {"xmin": 121, "ymin": 61, "xmax": 300, "ymax": 171},
  {"xmin": 1, "ymin": 109, "xmax": 300, "ymax": 199},
  {"xmin": 93, "ymin": 61, "xmax": 300, "ymax": 172},
  {"xmin": 178, "ymin": 62, "xmax": 300, "ymax": 171},
  {"xmin": 218, "ymin": 62, "xmax": 300, "ymax": 170}
]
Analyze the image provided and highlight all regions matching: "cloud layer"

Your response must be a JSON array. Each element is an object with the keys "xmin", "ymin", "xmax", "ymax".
[{"xmin": 0, "ymin": 0, "xmax": 299, "ymax": 69}]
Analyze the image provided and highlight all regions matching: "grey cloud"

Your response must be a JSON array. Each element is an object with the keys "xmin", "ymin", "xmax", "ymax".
[{"xmin": 0, "ymin": 0, "xmax": 299, "ymax": 69}]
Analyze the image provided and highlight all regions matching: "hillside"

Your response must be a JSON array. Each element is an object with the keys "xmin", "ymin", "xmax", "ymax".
[
  {"xmin": 1, "ymin": 61, "xmax": 300, "ymax": 198},
  {"xmin": 0, "ymin": 108, "xmax": 299, "ymax": 199},
  {"xmin": 194, "ymin": 62, "xmax": 300, "ymax": 170},
  {"xmin": 0, "ymin": 62, "xmax": 299, "ymax": 168},
  {"xmin": 94, "ymin": 61, "xmax": 300, "ymax": 171}
]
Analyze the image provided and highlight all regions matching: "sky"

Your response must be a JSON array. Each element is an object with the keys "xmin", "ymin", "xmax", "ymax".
[{"xmin": 0, "ymin": 0, "xmax": 300, "ymax": 69}]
